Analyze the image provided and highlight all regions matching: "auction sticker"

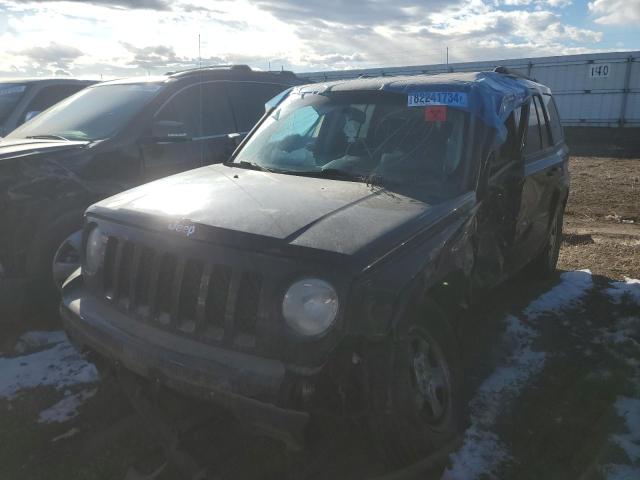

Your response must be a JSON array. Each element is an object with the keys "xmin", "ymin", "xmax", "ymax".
[
  {"xmin": 425, "ymin": 106, "xmax": 447, "ymax": 122},
  {"xmin": 408, "ymin": 91, "xmax": 468, "ymax": 107}
]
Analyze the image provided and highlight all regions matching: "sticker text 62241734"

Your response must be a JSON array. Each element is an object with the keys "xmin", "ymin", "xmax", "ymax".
[{"xmin": 408, "ymin": 91, "xmax": 468, "ymax": 108}]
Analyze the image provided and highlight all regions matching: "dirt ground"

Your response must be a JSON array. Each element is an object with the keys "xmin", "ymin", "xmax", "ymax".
[
  {"xmin": 0, "ymin": 156, "xmax": 639, "ymax": 480},
  {"xmin": 559, "ymin": 156, "xmax": 640, "ymax": 279}
]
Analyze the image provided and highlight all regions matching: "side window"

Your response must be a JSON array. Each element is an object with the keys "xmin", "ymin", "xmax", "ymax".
[
  {"xmin": 21, "ymin": 84, "xmax": 86, "ymax": 124},
  {"xmin": 543, "ymin": 94, "xmax": 563, "ymax": 144},
  {"xmin": 534, "ymin": 96, "xmax": 552, "ymax": 149},
  {"xmin": 199, "ymin": 83, "xmax": 236, "ymax": 136},
  {"xmin": 492, "ymin": 108, "xmax": 521, "ymax": 175},
  {"xmin": 155, "ymin": 85, "xmax": 202, "ymax": 137},
  {"xmin": 227, "ymin": 82, "xmax": 291, "ymax": 133},
  {"xmin": 524, "ymin": 99, "xmax": 542, "ymax": 155}
]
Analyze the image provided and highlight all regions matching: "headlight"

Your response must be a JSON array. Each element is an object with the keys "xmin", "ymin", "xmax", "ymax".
[
  {"xmin": 84, "ymin": 226, "xmax": 107, "ymax": 276},
  {"xmin": 282, "ymin": 278, "xmax": 339, "ymax": 336}
]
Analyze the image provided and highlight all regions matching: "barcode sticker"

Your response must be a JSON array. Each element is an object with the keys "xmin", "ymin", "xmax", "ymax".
[{"xmin": 408, "ymin": 91, "xmax": 468, "ymax": 107}]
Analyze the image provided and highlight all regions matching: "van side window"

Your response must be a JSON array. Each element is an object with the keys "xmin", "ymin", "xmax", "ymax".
[
  {"xmin": 543, "ymin": 94, "xmax": 563, "ymax": 144},
  {"xmin": 199, "ymin": 83, "xmax": 236, "ymax": 137},
  {"xmin": 524, "ymin": 99, "xmax": 542, "ymax": 155},
  {"xmin": 534, "ymin": 96, "xmax": 551, "ymax": 149},
  {"xmin": 155, "ymin": 85, "xmax": 202, "ymax": 138},
  {"xmin": 156, "ymin": 83, "xmax": 236, "ymax": 138}
]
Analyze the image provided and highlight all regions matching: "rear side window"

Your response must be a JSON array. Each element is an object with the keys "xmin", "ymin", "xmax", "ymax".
[
  {"xmin": 543, "ymin": 94, "xmax": 563, "ymax": 144},
  {"xmin": 227, "ymin": 82, "xmax": 291, "ymax": 132},
  {"xmin": 524, "ymin": 99, "xmax": 542, "ymax": 155},
  {"xmin": 534, "ymin": 96, "xmax": 552, "ymax": 149}
]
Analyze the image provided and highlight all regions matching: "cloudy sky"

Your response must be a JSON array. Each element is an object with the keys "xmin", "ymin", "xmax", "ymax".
[{"xmin": 0, "ymin": 0, "xmax": 638, "ymax": 78}]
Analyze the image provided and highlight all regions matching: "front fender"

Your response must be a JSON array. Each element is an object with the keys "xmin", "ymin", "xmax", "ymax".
[{"xmin": 350, "ymin": 195, "xmax": 478, "ymax": 338}]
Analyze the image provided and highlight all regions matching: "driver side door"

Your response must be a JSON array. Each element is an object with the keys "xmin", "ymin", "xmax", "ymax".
[{"xmin": 473, "ymin": 107, "xmax": 526, "ymax": 287}]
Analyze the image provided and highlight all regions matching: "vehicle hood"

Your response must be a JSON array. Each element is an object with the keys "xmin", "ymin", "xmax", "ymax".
[
  {"xmin": 89, "ymin": 163, "xmax": 472, "ymax": 259},
  {"xmin": 0, "ymin": 138, "xmax": 89, "ymax": 161}
]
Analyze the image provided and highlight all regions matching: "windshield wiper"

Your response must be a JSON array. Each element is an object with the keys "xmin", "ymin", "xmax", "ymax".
[
  {"xmin": 234, "ymin": 160, "xmax": 282, "ymax": 173},
  {"xmin": 288, "ymin": 168, "xmax": 362, "ymax": 181},
  {"xmin": 26, "ymin": 134, "xmax": 71, "ymax": 141}
]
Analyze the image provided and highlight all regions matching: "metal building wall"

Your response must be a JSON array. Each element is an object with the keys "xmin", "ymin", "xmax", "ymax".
[{"xmin": 302, "ymin": 51, "xmax": 640, "ymax": 128}]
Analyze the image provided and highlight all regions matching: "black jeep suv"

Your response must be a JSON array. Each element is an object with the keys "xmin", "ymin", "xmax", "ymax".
[
  {"xmin": 61, "ymin": 70, "xmax": 569, "ymax": 464},
  {"xmin": 0, "ymin": 66, "xmax": 301, "ymax": 304}
]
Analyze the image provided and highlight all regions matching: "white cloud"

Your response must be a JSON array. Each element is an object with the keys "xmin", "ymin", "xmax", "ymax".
[
  {"xmin": 0, "ymin": 0, "xmax": 617, "ymax": 77},
  {"xmin": 589, "ymin": 0, "xmax": 640, "ymax": 25}
]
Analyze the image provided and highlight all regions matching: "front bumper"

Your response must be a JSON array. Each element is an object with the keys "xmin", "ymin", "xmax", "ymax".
[{"xmin": 60, "ymin": 274, "xmax": 309, "ymax": 447}]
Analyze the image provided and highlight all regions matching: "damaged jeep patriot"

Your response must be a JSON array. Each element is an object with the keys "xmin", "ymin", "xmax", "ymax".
[{"xmin": 61, "ymin": 69, "xmax": 569, "ymax": 464}]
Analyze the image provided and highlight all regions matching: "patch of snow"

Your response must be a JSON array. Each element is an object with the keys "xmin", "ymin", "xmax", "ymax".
[
  {"xmin": 607, "ymin": 277, "xmax": 640, "ymax": 305},
  {"xmin": 52, "ymin": 427, "xmax": 80, "ymax": 442},
  {"xmin": 14, "ymin": 331, "xmax": 67, "ymax": 354},
  {"xmin": 611, "ymin": 397, "xmax": 640, "ymax": 463},
  {"xmin": 602, "ymin": 464, "xmax": 640, "ymax": 480},
  {"xmin": 523, "ymin": 269, "xmax": 593, "ymax": 317},
  {"xmin": 444, "ymin": 270, "xmax": 594, "ymax": 480},
  {"xmin": 0, "ymin": 331, "xmax": 99, "ymax": 399},
  {"xmin": 38, "ymin": 388, "xmax": 97, "ymax": 424},
  {"xmin": 442, "ymin": 426, "xmax": 509, "ymax": 480}
]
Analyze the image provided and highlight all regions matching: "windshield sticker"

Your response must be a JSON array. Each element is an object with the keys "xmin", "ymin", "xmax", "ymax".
[
  {"xmin": 408, "ymin": 91, "xmax": 468, "ymax": 108},
  {"xmin": 424, "ymin": 105, "xmax": 447, "ymax": 122},
  {"xmin": 0, "ymin": 85, "xmax": 26, "ymax": 96}
]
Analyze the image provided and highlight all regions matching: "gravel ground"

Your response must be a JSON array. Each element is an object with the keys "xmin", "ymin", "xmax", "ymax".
[{"xmin": 560, "ymin": 157, "xmax": 640, "ymax": 279}]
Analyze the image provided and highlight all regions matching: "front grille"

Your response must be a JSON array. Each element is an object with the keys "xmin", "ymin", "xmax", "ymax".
[{"xmin": 99, "ymin": 236, "xmax": 263, "ymax": 349}]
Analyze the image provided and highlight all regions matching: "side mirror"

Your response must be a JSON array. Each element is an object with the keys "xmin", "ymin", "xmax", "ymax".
[
  {"xmin": 227, "ymin": 132, "xmax": 243, "ymax": 148},
  {"xmin": 152, "ymin": 120, "xmax": 190, "ymax": 142},
  {"xmin": 24, "ymin": 111, "xmax": 42, "ymax": 123}
]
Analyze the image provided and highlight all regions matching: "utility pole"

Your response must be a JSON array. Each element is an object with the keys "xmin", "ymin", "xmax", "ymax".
[{"xmin": 446, "ymin": 46, "xmax": 449, "ymax": 65}]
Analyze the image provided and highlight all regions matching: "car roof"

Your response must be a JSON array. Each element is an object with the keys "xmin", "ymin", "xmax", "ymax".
[
  {"xmin": 296, "ymin": 70, "xmax": 551, "ymax": 96},
  {"xmin": 0, "ymin": 77, "xmax": 97, "ymax": 85},
  {"xmin": 96, "ymin": 65, "xmax": 303, "ymax": 87}
]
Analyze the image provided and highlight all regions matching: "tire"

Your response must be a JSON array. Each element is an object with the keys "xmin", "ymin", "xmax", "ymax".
[
  {"xmin": 529, "ymin": 206, "xmax": 563, "ymax": 279},
  {"xmin": 366, "ymin": 300, "xmax": 463, "ymax": 468},
  {"xmin": 26, "ymin": 210, "xmax": 84, "ymax": 309}
]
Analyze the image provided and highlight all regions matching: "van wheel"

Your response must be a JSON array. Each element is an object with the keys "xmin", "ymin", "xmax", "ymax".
[
  {"xmin": 26, "ymin": 211, "xmax": 84, "ymax": 308},
  {"xmin": 366, "ymin": 301, "xmax": 462, "ymax": 468},
  {"xmin": 530, "ymin": 207, "xmax": 563, "ymax": 279},
  {"xmin": 52, "ymin": 229, "xmax": 83, "ymax": 290}
]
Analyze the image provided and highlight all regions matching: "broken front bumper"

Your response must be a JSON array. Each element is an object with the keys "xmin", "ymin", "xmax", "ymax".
[{"xmin": 60, "ymin": 273, "xmax": 309, "ymax": 448}]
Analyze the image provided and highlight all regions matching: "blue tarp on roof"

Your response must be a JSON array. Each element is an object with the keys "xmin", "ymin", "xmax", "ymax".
[{"xmin": 293, "ymin": 71, "xmax": 535, "ymax": 145}]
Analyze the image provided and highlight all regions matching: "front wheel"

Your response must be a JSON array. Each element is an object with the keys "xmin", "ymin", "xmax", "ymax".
[{"xmin": 367, "ymin": 302, "xmax": 463, "ymax": 468}]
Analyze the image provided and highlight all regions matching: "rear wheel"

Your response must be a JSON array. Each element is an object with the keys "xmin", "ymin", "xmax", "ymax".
[
  {"xmin": 530, "ymin": 206, "xmax": 563, "ymax": 278},
  {"xmin": 367, "ymin": 301, "xmax": 462, "ymax": 468}
]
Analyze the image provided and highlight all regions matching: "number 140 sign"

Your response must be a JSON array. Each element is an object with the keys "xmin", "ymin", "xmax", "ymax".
[{"xmin": 589, "ymin": 64, "xmax": 610, "ymax": 78}]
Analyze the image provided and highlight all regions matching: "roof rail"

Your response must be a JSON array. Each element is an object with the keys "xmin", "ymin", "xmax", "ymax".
[
  {"xmin": 165, "ymin": 64, "xmax": 252, "ymax": 76},
  {"xmin": 493, "ymin": 66, "xmax": 534, "ymax": 81}
]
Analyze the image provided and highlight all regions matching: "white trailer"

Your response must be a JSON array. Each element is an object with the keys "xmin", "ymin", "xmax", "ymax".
[{"xmin": 302, "ymin": 51, "xmax": 640, "ymax": 129}]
